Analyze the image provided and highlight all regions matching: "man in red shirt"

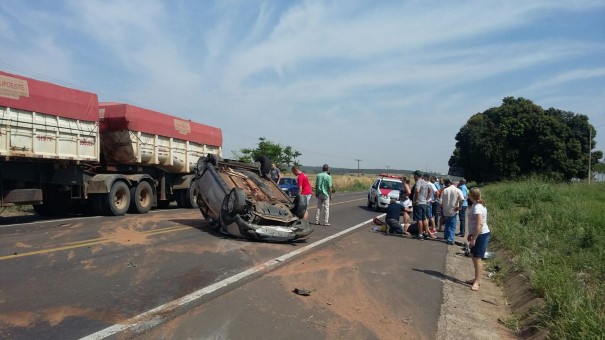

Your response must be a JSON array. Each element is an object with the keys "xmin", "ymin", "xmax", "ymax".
[{"xmin": 292, "ymin": 166, "xmax": 313, "ymax": 219}]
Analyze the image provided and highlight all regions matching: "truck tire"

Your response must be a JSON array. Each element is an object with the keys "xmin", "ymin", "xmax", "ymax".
[
  {"xmin": 129, "ymin": 181, "xmax": 153, "ymax": 214},
  {"xmin": 176, "ymin": 182, "xmax": 199, "ymax": 209},
  {"xmin": 105, "ymin": 181, "xmax": 131, "ymax": 216}
]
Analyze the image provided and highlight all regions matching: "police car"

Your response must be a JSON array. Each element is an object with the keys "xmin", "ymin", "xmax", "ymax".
[{"xmin": 367, "ymin": 174, "xmax": 404, "ymax": 212}]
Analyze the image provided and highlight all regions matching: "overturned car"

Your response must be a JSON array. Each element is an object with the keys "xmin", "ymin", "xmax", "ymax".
[{"xmin": 193, "ymin": 155, "xmax": 314, "ymax": 242}]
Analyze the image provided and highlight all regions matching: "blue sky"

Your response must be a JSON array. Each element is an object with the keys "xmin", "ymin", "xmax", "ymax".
[{"xmin": 1, "ymin": 0, "xmax": 604, "ymax": 174}]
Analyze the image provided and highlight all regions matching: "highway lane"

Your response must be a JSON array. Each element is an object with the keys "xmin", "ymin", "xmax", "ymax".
[{"xmin": 1, "ymin": 192, "xmax": 407, "ymax": 339}]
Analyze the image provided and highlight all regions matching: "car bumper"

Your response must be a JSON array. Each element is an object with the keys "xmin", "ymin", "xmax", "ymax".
[
  {"xmin": 224, "ymin": 215, "xmax": 315, "ymax": 242},
  {"xmin": 377, "ymin": 197, "xmax": 391, "ymax": 209}
]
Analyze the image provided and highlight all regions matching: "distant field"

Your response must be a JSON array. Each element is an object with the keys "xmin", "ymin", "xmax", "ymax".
[{"xmin": 299, "ymin": 173, "xmax": 376, "ymax": 193}]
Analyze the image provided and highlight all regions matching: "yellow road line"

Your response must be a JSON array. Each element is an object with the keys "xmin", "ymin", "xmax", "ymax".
[
  {"xmin": 1, "ymin": 226, "xmax": 192, "ymax": 261},
  {"xmin": 1, "ymin": 197, "xmax": 364, "ymax": 261}
]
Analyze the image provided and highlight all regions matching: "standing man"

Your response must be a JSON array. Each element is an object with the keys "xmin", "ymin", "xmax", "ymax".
[
  {"xmin": 430, "ymin": 176, "xmax": 441, "ymax": 231},
  {"xmin": 412, "ymin": 171, "xmax": 435, "ymax": 239},
  {"xmin": 440, "ymin": 178, "xmax": 464, "ymax": 245},
  {"xmin": 457, "ymin": 178, "xmax": 468, "ymax": 237},
  {"xmin": 314, "ymin": 164, "xmax": 333, "ymax": 226},
  {"xmin": 291, "ymin": 165, "xmax": 312, "ymax": 219},
  {"xmin": 269, "ymin": 163, "xmax": 282, "ymax": 183},
  {"xmin": 425, "ymin": 174, "xmax": 438, "ymax": 234}
]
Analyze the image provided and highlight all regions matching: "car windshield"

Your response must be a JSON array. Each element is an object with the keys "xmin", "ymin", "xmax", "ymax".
[
  {"xmin": 380, "ymin": 181, "xmax": 402, "ymax": 190},
  {"xmin": 279, "ymin": 178, "xmax": 291, "ymax": 185}
]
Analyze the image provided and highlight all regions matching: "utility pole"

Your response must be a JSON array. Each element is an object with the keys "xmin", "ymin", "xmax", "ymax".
[
  {"xmin": 386, "ymin": 165, "xmax": 390, "ymax": 176},
  {"xmin": 355, "ymin": 158, "xmax": 362, "ymax": 177}
]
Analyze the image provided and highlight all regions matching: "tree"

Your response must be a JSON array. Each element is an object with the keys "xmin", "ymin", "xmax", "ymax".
[
  {"xmin": 234, "ymin": 137, "xmax": 302, "ymax": 171},
  {"xmin": 448, "ymin": 97, "xmax": 603, "ymax": 182}
]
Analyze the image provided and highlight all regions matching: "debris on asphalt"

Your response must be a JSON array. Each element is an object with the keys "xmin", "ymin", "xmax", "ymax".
[{"xmin": 292, "ymin": 288, "xmax": 311, "ymax": 296}]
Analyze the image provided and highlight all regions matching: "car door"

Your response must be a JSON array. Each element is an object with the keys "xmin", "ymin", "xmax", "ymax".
[
  {"xmin": 292, "ymin": 178, "xmax": 299, "ymax": 196},
  {"xmin": 369, "ymin": 180, "xmax": 379, "ymax": 201}
]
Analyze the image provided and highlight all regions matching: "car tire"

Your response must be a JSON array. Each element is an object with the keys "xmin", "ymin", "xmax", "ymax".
[
  {"xmin": 367, "ymin": 195, "xmax": 372, "ymax": 208},
  {"xmin": 374, "ymin": 198, "xmax": 380, "ymax": 212},
  {"xmin": 255, "ymin": 155, "xmax": 272, "ymax": 177},
  {"xmin": 226, "ymin": 187, "xmax": 246, "ymax": 216},
  {"xmin": 291, "ymin": 194, "xmax": 307, "ymax": 219}
]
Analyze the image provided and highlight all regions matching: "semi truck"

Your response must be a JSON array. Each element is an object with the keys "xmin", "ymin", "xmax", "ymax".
[{"xmin": 0, "ymin": 70, "xmax": 222, "ymax": 216}]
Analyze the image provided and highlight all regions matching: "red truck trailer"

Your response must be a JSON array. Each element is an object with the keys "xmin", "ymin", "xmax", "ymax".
[{"xmin": 0, "ymin": 70, "xmax": 222, "ymax": 216}]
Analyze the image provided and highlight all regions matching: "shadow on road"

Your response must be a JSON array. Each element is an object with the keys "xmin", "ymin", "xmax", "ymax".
[{"xmin": 412, "ymin": 268, "xmax": 468, "ymax": 287}]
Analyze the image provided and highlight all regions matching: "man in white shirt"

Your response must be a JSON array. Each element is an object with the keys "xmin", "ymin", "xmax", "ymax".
[{"xmin": 440, "ymin": 178, "xmax": 464, "ymax": 245}]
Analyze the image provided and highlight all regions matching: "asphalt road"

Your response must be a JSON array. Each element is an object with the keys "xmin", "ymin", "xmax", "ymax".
[{"xmin": 0, "ymin": 192, "xmax": 447, "ymax": 339}]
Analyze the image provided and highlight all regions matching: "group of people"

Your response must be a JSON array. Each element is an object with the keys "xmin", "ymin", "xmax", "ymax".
[
  {"xmin": 270, "ymin": 162, "xmax": 333, "ymax": 226},
  {"xmin": 272, "ymin": 162, "xmax": 491, "ymax": 292},
  {"xmin": 380, "ymin": 171, "xmax": 491, "ymax": 291}
]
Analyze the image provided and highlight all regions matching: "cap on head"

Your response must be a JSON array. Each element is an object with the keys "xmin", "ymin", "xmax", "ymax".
[{"xmin": 413, "ymin": 170, "xmax": 422, "ymax": 177}]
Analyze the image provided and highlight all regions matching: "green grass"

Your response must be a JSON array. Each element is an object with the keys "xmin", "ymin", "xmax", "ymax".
[{"xmin": 483, "ymin": 180, "xmax": 605, "ymax": 339}]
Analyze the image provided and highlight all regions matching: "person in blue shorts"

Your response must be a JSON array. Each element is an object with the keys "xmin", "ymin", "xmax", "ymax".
[
  {"xmin": 412, "ymin": 171, "xmax": 436, "ymax": 240},
  {"xmin": 466, "ymin": 187, "xmax": 491, "ymax": 291}
]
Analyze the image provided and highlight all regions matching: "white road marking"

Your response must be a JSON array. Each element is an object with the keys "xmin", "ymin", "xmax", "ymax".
[{"xmin": 80, "ymin": 213, "xmax": 385, "ymax": 340}]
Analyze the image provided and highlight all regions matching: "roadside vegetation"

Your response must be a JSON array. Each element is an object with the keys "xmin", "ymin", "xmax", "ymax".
[
  {"xmin": 302, "ymin": 173, "xmax": 375, "ymax": 193},
  {"xmin": 482, "ymin": 179, "xmax": 604, "ymax": 338}
]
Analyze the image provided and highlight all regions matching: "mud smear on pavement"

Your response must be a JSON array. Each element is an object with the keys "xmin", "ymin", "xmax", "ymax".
[
  {"xmin": 14, "ymin": 242, "xmax": 32, "ymax": 248},
  {"xmin": 0, "ymin": 306, "xmax": 124, "ymax": 328},
  {"xmin": 268, "ymin": 238, "xmax": 421, "ymax": 339},
  {"xmin": 49, "ymin": 222, "xmax": 85, "ymax": 241}
]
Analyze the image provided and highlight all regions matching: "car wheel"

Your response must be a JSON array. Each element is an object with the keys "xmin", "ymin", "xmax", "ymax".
[
  {"xmin": 291, "ymin": 194, "xmax": 307, "ymax": 219},
  {"xmin": 226, "ymin": 187, "xmax": 246, "ymax": 216},
  {"xmin": 374, "ymin": 198, "xmax": 380, "ymax": 212},
  {"xmin": 255, "ymin": 155, "xmax": 273, "ymax": 177},
  {"xmin": 367, "ymin": 195, "xmax": 372, "ymax": 208}
]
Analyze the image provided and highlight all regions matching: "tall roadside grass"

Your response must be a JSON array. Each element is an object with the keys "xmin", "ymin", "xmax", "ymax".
[{"xmin": 483, "ymin": 180, "xmax": 605, "ymax": 338}]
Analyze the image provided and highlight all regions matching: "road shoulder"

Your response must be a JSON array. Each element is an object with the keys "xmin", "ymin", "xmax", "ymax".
[{"xmin": 436, "ymin": 241, "xmax": 517, "ymax": 340}]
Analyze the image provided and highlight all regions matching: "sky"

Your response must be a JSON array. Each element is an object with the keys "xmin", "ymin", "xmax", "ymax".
[{"xmin": 1, "ymin": 0, "xmax": 604, "ymax": 174}]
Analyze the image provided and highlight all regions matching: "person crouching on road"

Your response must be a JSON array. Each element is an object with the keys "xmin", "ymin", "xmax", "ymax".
[{"xmin": 385, "ymin": 198, "xmax": 404, "ymax": 234}]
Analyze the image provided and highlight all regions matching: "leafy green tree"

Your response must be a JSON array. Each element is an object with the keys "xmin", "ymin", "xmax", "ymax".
[
  {"xmin": 234, "ymin": 137, "xmax": 301, "ymax": 171},
  {"xmin": 593, "ymin": 162, "xmax": 605, "ymax": 178},
  {"xmin": 448, "ymin": 97, "xmax": 603, "ymax": 182}
]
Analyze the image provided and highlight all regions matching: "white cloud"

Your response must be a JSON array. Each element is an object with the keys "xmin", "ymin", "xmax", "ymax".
[{"xmin": 1, "ymin": 0, "xmax": 604, "ymax": 171}]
